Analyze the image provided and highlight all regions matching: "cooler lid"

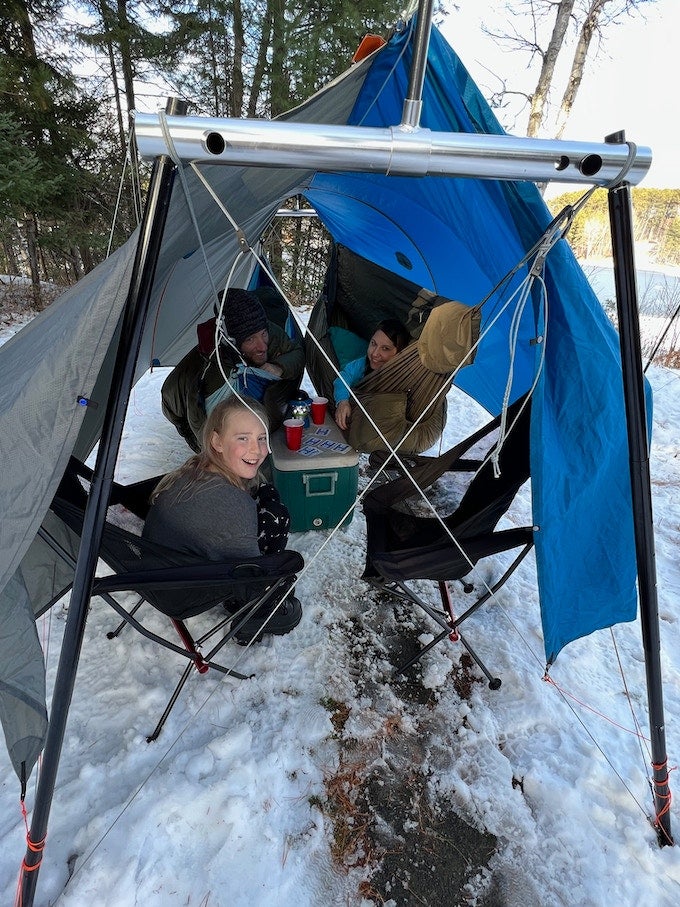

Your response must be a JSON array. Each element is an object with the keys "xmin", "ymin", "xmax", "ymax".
[{"xmin": 270, "ymin": 417, "xmax": 360, "ymax": 470}]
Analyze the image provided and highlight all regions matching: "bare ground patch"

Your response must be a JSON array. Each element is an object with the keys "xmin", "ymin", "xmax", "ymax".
[{"xmin": 316, "ymin": 594, "xmax": 500, "ymax": 906}]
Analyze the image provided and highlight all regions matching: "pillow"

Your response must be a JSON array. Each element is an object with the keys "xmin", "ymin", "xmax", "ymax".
[
  {"xmin": 417, "ymin": 301, "xmax": 480, "ymax": 374},
  {"xmin": 329, "ymin": 326, "xmax": 368, "ymax": 369}
]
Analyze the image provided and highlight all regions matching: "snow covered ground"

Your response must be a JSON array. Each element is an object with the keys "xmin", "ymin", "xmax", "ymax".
[{"xmin": 1, "ymin": 309, "xmax": 680, "ymax": 906}]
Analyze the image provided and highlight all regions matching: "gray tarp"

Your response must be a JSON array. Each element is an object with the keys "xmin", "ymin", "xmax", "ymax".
[
  {"xmin": 0, "ymin": 571, "xmax": 46, "ymax": 779},
  {"xmin": 0, "ymin": 56, "xmax": 369, "ymax": 781},
  {"xmin": 0, "ymin": 243, "xmax": 136, "ymax": 777}
]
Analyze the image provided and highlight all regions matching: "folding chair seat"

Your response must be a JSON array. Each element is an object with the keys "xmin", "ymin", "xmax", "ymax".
[
  {"xmin": 57, "ymin": 455, "xmax": 162, "ymax": 519},
  {"xmin": 362, "ymin": 397, "xmax": 533, "ymax": 686},
  {"xmin": 28, "ymin": 459, "xmax": 163, "ymax": 621},
  {"xmin": 41, "ymin": 493, "xmax": 304, "ymax": 742}
]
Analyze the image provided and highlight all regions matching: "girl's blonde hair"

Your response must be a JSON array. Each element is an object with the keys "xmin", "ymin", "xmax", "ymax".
[{"xmin": 151, "ymin": 395, "xmax": 269, "ymax": 502}]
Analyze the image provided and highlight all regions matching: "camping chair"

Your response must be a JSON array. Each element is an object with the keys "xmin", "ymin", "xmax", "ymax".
[
  {"xmin": 29, "ymin": 457, "xmax": 163, "ymax": 621},
  {"xmin": 362, "ymin": 397, "xmax": 533, "ymax": 686},
  {"xmin": 56, "ymin": 455, "xmax": 162, "ymax": 519},
  {"xmin": 38, "ymin": 476, "xmax": 303, "ymax": 742}
]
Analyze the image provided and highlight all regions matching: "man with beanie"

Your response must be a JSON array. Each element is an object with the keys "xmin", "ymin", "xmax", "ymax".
[{"xmin": 161, "ymin": 288, "xmax": 305, "ymax": 451}]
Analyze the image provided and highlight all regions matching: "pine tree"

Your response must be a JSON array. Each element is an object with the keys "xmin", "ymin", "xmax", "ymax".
[
  {"xmin": 0, "ymin": 1, "xmax": 120, "ymax": 300},
  {"xmin": 161, "ymin": 0, "xmax": 402, "ymax": 117}
]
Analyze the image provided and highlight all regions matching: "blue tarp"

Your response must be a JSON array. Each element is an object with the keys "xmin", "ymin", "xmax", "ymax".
[{"xmin": 308, "ymin": 20, "xmax": 640, "ymax": 662}]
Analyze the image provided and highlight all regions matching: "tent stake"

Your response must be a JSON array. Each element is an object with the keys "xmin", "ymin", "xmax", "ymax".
[
  {"xmin": 18, "ymin": 97, "xmax": 187, "ymax": 906},
  {"xmin": 606, "ymin": 131, "xmax": 673, "ymax": 847}
]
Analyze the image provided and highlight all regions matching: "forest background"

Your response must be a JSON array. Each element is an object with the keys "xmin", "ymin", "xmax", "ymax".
[{"xmin": 1, "ymin": 0, "xmax": 678, "ymax": 314}]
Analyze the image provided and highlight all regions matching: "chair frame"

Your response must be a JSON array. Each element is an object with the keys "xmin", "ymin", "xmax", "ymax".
[
  {"xmin": 363, "ymin": 397, "xmax": 533, "ymax": 685},
  {"xmin": 94, "ymin": 564, "xmax": 298, "ymax": 741},
  {"xmin": 40, "ymin": 489, "xmax": 303, "ymax": 742},
  {"xmin": 365, "ymin": 537, "xmax": 533, "ymax": 685}
]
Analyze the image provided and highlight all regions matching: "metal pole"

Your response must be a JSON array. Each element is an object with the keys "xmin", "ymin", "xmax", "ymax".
[
  {"xmin": 401, "ymin": 0, "xmax": 435, "ymax": 128},
  {"xmin": 606, "ymin": 131, "xmax": 672, "ymax": 846},
  {"xmin": 133, "ymin": 112, "xmax": 652, "ymax": 187},
  {"xmin": 18, "ymin": 97, "xmax": 186, "ymax": 906}
]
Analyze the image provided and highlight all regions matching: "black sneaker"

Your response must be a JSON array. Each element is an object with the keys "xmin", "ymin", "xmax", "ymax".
[{"xmin": 233, "ymin": 595, "xmax": 302, "ymax": 644}]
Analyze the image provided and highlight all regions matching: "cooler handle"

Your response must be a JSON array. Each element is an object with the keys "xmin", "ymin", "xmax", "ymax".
[{"xmin": 303, "ymin": 471, "xmax": 338, "ymax": 497}]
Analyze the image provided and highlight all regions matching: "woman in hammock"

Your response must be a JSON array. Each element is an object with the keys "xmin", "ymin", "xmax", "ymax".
[{"xmin": 333, "ymin": 318, "xmax": 411, "ymax": 432}]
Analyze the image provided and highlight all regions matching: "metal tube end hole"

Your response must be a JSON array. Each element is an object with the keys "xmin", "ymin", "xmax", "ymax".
[
  {"xmin": 205, "ymin": 132, "xmax": 226, "ymax": 155},
  {"xmin": 579, "ymin": 154, "xmax": 602, "ymax": 177}
]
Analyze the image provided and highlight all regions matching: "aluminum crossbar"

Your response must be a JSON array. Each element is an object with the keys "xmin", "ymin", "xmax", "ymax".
[{"xmin": 134, "ymin": 113, "xmax": 651, "ymax": 187}]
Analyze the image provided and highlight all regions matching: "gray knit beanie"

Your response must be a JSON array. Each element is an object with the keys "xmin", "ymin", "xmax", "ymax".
[{"xmin": 222, "ymin": 288, "xmax": 268, "ymax": 347}]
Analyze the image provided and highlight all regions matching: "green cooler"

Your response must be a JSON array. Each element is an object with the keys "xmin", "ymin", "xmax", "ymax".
[{"xmin": 269, "ymin": 417, "xmax": 359, "ymax": 532}]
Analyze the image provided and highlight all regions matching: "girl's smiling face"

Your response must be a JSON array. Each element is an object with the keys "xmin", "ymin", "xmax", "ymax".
[{"xmin": 210, "ymin": 409, "xmax": 269, "ymax": 482}]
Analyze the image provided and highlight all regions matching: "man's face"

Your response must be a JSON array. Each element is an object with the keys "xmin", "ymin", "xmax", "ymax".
[{"xmin": 240, "ymin": 328, "xmax": 269, "ymax": 366}]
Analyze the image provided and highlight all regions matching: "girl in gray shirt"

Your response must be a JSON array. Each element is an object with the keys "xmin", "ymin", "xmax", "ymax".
[
  {"xmin": 143, "ymin": 394, "xmax": 301, "ymax": 640},
  {"xmin": 144, "ymin": 396, "xmax": 270, "ymax": 558}
]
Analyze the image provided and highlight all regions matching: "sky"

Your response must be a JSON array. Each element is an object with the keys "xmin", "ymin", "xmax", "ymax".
[
  {"xmin": 440, "ymin": 0, "xmax": 679, "ymax": 192},
  {"xmin": 1, "ymin": 297, "xmax": 679, "ymax": 905}
]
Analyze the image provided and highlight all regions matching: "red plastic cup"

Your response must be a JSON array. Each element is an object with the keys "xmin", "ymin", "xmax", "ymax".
[
  {"xmin": 284, "ymin": 418, "xmax": 304, "ymax": 451},
  {"xmin": 311, "ymin": 397, "xmax": 328, "ymax": 425}
]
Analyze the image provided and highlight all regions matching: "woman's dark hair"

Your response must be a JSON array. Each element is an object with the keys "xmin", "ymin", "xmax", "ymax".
[{"xmin": 374, "ymin": 318, "xmax": 411, "ymax": 353}]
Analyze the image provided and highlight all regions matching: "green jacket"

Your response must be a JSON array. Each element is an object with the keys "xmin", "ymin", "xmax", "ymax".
[{"xmin": 161, "ymin": 321, "xmax": 305, "ymax": 451}]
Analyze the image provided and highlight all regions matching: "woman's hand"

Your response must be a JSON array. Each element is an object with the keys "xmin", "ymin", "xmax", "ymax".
[{"xmin": 334, "ymin": 399, "xmax": 351, "ymax": 430}]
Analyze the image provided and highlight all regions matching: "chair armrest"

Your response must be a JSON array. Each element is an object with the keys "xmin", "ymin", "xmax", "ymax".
[{"xmin": 93, "ymin": 550, "xmax": 304, "ymax": 595}]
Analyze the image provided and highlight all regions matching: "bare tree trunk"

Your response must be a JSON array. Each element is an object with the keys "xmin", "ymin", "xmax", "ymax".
[
  {"xmin": 204, "ymin": 0, "xmax": 220, "ymax": 115},
  {"xmin": 24, "ymin": 216, "xmax": 43, "ymax": 310},
  {"xmin": 527, "ymin": 0, "xmax": 576, "ymax": 137},
  {"xmin": 38, "ymin": 236, "xmax": 49, "ymax": 281},
  {"xmin": 70, "ymin": 246, "xmax": 84, "ymax": 281},
  {"xmin": 555, "ymin": 0, "xmax": 611, "ymax": 138},
  {"xmin": 290, "ymin": 216, "xmax": 303, "ymax": 303},
  {"xmin": 248, "ymin": 4, "xmax": 272, "ymax": 116},
  {"xmin": 116, "ymin": 0, "xmax": 136, "ymax": 127},
  {"xmin": 269, "ymin": 0, "xmax": 289, "ymax": 117},
  {"xmin": 2, "ymin": 237, "xmax": 20, "ymax": 276},
  {"xmin": 99, "ymin": 1, "xmax": 127, "ymax": 159},
  {"xmin": 231, "ymin": 0, "xmax": 245, "ymax": 117},
  {"xmin": 14, "ymin": 0, "xmax": 39, "ymax": 59}
]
